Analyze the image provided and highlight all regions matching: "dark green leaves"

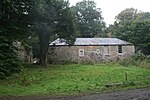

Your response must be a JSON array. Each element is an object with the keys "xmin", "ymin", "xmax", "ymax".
[
  {"xmin": 73, "ymin": 0, "xmax": 105, "ymax": 37},
  {"xmin": 107, "ymin": 8, "xmax": 150, "ymax": 55}
]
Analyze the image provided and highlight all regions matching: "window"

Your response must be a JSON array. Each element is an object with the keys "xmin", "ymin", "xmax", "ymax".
[
  {"xmin": 118, "ymin": 45, "xmax": 122, "ymax": 53},
  {"xmin": 79, "ymin": 49, "xmax": 84, "ymax": 57}
]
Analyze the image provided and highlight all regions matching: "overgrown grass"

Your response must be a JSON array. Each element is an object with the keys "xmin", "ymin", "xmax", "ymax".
[
  {"xmin": 116, "ymin": 52, "xmax": 150, "ymax": 68},
  {"xmin": 0, "ymin": 63, "xmax": 150, "ymax": 96}
]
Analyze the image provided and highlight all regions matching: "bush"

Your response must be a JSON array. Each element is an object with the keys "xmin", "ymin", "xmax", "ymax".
[
  {"xmin": 0, "ymin": 36, "xmax": 22, "ymax": 79},
  {"xmin": 117, "ymin": 52, "xmax": 150, "ymax": 68}
]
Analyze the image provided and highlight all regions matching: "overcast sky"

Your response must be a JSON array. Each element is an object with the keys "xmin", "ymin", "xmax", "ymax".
[{"xmin": 69, "ymin": 0, "xmax": 150, "ymax": 25}]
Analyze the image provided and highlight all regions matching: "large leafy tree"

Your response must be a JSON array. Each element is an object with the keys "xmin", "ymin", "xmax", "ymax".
[
  {"xmin": 115, "ymin": 8, "xmax": 142, "ymax": 22},
  {"xmin": 0, "ymin": 0, "xmax": 33, "ymax": 79},
  {"xmin": 32, "ymin": 0, "xmax": 77, "ymax": 66},
  {"xmin": 0, "ymin": 0, "xmax": 77, "ymax": 78},
  {"xmin": 73, "ymin": 0, "xmax": 105, "ymax": 38},
  {"xmin": 106, "ymin": 8, "xmax": 150, "ymax": 55}
]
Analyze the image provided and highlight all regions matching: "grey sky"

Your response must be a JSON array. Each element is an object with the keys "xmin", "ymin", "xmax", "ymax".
[{"xmin": 69, "ymin": 0, "xmax": 150, "ymax": 25}]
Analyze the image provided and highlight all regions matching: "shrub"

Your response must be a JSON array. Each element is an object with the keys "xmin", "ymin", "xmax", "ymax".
[
  {"xmin": 0, "ymin": 36, "xmax": 22, "ymax": 79},
  {"xmin": 117, "ymin": 52, "xmax": 150, "ymax": 68}
]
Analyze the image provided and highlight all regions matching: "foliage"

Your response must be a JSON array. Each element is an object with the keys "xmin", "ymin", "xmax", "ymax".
[
  {"xmin": 72, "ymin": 0, "xmax": 105, "ymax": 37},
  {"xmin": 106, "ymin": 8, "xmax": 150, "ymax": 55},
  {"xmin": 0, "ymin": 36, "xmax": 22, "ymax": 79},
  {"xmin": 115, "ymin": 8, "xmax": 142, "ymax": 22},
  {"xmin": 117, "ymin": 52, "xmax": 150, "ymax": 68},
  {"xmin": 31, "ymin": 0, "xmax": 78, "ymax": 66},
  {"xmin": 0, "ymin": 0, "xmax": 79, "ymax": 76},
  {"xmin": 0, "ymin": 0, "xmax": 33, "ymax": 79},
  {"xmin": 0, "ymin": 64, "xmax": 150, "ymax": 96},
  {"xmin": 17, "ymin": 67, "xmax": 43, "ymax": 86},
  {"xmin": 30, "ymin": 36, "xmax": 40, "ymax": 59}
]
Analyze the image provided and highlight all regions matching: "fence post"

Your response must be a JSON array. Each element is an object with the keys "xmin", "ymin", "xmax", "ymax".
[{"xmin": 125, "ymin": 72, "xmax": 128, "ymax": 81}]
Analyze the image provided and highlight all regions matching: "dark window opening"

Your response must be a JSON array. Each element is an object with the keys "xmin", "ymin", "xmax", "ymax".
[{"xmin": 118, "ymin": 45, "xmax": 122, "ymax": 53}]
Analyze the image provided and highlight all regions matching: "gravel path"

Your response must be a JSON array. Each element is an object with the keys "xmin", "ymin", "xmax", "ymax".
[{"xmin": 1, "ymin": 88, "xmax": 150, "ymax": 100}]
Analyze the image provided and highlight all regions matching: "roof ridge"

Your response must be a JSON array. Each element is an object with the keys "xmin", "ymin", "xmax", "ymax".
[{"xmin": 49, "ymin": 38, "xmax": 133, "ymax": 46}]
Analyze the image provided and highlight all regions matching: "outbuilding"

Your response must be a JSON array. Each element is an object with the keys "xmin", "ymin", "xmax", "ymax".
[{"xmin": 48, "ymin": 38, "xmax": 135, "ymax": 63}]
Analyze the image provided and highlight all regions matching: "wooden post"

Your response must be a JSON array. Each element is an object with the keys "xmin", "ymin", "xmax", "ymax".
[{"xmin": 125, "ymin": 72, "xmax": 128, "ymax": 81}]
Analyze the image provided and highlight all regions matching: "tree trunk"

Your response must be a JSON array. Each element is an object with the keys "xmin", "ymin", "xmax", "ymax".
[{"xmin": 38, "ymin": 32, "xmax": 50, "ymax": 66}]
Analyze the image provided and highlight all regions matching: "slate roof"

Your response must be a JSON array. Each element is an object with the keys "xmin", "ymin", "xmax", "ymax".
[{"xmin": 49, "ymin": 38, "xmax": 133, "ymax": 46}]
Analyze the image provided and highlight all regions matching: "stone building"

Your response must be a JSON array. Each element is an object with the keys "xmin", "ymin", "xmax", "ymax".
[{"xmin": 48, "ymin": 38, "xmax": 135, "ymax": 63}]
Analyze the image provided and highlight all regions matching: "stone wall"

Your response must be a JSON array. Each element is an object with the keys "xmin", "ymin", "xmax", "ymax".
[
  {"xmin": 14, "ymin": 41, "xmax": 33, "ymax": 62},
  {"xmin": 48, "ymin": 45, "xmax": 135, "ymax": 63}
]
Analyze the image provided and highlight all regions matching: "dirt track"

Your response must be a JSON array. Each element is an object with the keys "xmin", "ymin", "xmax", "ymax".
[{"xmin": 1, "ymin": 88, "xmax": 150, "ymax": 100}]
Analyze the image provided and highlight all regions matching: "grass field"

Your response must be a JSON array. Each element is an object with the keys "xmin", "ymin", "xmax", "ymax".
[{"xmin": 0, "ymin": 64, "xmax": 150, "ymax": 96}]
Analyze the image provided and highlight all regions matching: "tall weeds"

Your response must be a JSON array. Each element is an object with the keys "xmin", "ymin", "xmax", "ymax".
[{"xmin": 117, "ymin": 52, "xmax": 150, "ymax": 68}]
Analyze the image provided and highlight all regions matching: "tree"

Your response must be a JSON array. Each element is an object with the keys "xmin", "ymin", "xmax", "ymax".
[
  {"xmin": 32, "ymin": 0, "xmax": 77, "ymax": 66},
  {"xmin": 73, "ymin": 0, "xmax": 105, "ymax": 37},
  {"xmin": 108, "ymin": 8, "xmax": 150, "ymax": 55},
  {"xmin": 130, "ymin": 19, "xmax": 150, "ymax": 54},
  {"xmin": 140, "ymin": 12, "xmax": 150, "ymax": 20},
  {"xmin": 0, "ymin": 0, "xmax": 34, "ymax": 79},
  {"xmin": 115, "ymin": 8, "xmax": 142, "ymax": 22}
]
